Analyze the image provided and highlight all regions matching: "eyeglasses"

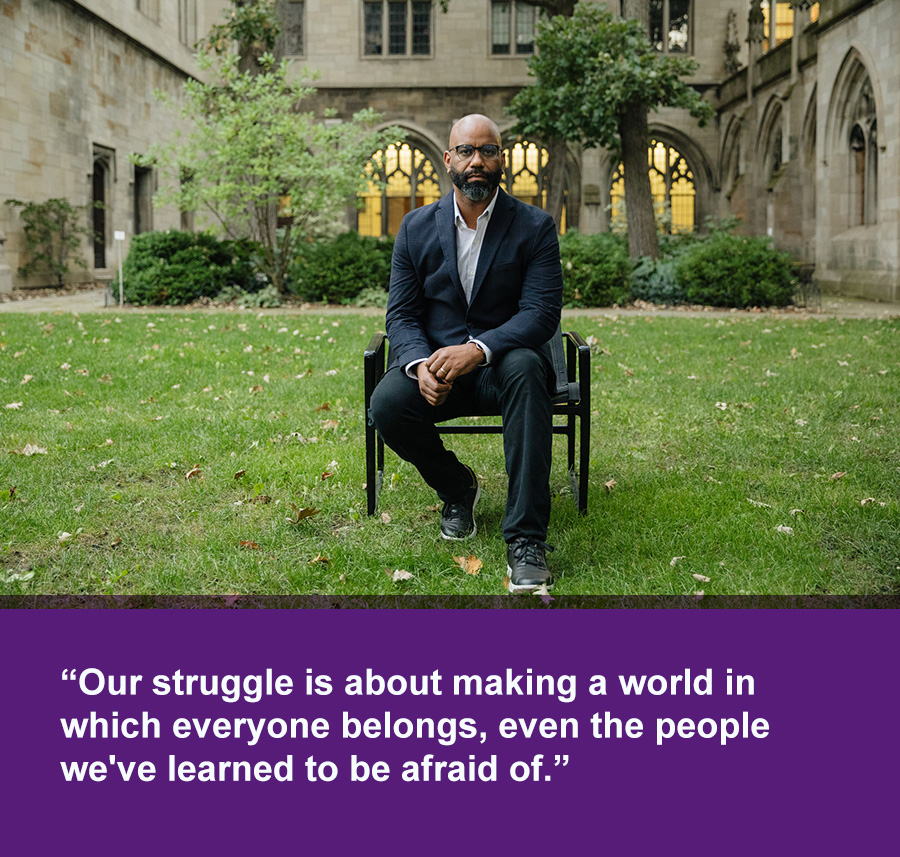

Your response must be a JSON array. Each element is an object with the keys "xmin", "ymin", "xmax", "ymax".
[{"xmin": 448, "ymin": 144, "xmax": 502, "ymax": 161}]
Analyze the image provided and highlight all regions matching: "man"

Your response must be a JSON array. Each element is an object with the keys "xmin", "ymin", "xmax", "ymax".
[{"xmin": 369, "ymin": 114, "xmax": 563, "ymax": 591}]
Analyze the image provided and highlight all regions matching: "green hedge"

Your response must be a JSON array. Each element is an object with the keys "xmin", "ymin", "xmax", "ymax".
[
  {"xmin": 675, "ymin": 232, "xmax": 797, "ymax": 308},
  {"xmin": 288, "ymin": 231, "xmax": 394, "ymax": 304},
  {"xmin": 123, "ymin": 231, "xmax": 256, "ymax": 306},
  {"xmin": 559, "ymin": 231, "xmax": 631, "ymax": 307}
]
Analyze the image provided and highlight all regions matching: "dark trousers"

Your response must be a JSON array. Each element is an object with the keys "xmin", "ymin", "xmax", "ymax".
[{"xmin": 369, "ymin": 348, "xmax": 552, "ymax": 543}]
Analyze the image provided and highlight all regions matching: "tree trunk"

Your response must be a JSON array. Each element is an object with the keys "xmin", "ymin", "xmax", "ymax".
[
  {"xmin": 544, "ymin": 137, "xmax": 568, "ymax": 231},
  {"xmin": 619, "ymin": 0, "xmax": 658, "ymax": 259},
  {"xmin": 620, "ymin": 102, "xmax": 659, "ymax": 259}
]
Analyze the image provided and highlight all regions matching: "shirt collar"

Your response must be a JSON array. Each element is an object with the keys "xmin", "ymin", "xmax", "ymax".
[{"xmin": 453, "ymin": 189, "xmax": 499, "ymax": 230}]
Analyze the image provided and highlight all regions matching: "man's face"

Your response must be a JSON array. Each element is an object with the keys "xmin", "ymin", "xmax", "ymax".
[{"xmin": 444, "ymin": 116, "xmax": 505, "ymax": 203}]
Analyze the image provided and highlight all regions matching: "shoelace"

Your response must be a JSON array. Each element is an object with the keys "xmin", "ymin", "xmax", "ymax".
[{"xmin": 510, "ymin": 540, "xmax": 555, "ymax": 565}]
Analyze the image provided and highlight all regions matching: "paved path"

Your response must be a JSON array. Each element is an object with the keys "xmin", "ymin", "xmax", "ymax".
[{"xmin": 1, "ymin": 287, "xmax": 899, "ymax": 320}]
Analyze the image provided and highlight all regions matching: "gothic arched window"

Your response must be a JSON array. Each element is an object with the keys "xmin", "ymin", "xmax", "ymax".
[
  {"xmin": 500, "ymin": 140, "xmax": 567, "ymax": 231},
  {"xmin": 357, "ymin": 143, "xmax": 442, "ymax": 237},
  {"xmin": 609, "ymin": 140, "xmax": 696, "ymax": 233}
]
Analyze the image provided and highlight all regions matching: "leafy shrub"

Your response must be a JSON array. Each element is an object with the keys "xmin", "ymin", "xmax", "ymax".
[
  {"xmin": 123, "ymin": 231, "xmax": 257, "ymax": 305},
  {"xmin": 559, "ymin": 231, "xmax": 631, "ymax": 307},
  {"xmin": 675, "ymin": 232, "xmax": 797, "ymax": 308},
  {"xmin": 288, "ymin": 231, "xmax": 393, "ymax": 304},
  {"xmin": 630, "ymin": 256, "xmax": 686, "ymax": 304}
]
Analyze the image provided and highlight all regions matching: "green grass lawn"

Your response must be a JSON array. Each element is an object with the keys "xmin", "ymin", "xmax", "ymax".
[{"xmin": 1, "ymin": 308, "xmax": 898, "ymax": 598}]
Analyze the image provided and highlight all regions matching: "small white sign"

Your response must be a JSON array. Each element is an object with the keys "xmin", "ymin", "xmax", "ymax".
[{"xmin": 114, "ymin": 230, "xmax": 125, "ymax": 241}]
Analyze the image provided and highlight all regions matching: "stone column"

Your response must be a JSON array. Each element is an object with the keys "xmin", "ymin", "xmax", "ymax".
[
  {"xmin": 790, "ymin": 1, "xmax": 813, "ymax": 82},
  {"xmin": 747, "ymin": 0, "xmax": 765, "ymax": 102}
]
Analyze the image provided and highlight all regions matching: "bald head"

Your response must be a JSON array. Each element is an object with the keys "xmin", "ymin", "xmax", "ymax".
[{"xmin": 449, "ymin": 114, "xmax": 502, "ymax": 149}]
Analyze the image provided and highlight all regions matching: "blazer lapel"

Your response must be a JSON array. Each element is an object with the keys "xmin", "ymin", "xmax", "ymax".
[
  {"xmin": 469, "ymin": 189, "xmax": 515, "ymax": 305},
  {"xmin": 436, "ymin": 193, "xmax": 465, "ymax": 300}
]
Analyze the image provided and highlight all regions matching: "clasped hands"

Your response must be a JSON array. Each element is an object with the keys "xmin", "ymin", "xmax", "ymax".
[{"xmin": 416, "ymin": 342, "xmax": 484, "ymax": 406}]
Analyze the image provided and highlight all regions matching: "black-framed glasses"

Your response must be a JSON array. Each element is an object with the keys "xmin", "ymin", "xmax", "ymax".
[{"xmin": 449, "ymin": 144, "xmax": 502, "ymax": 161}]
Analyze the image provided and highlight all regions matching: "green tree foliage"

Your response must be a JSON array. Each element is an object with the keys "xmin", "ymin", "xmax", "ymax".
[
  {"xmin": 509, "ymin": 3, "xmax": 712, "ymax": 257},
  {"xmin": 3, "ymin": 198, "xmax": 97, "ymax": 288},
  {"xmin": 135, "ymin": 1, "xmax": 400, "ymax": 294}
]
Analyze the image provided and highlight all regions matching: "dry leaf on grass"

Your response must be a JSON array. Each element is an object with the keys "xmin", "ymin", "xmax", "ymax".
[
  {"xmin": 831, "ymin": 471, "xmax": 847, "ymax": 481},
  {"xmin": 240, "ymin": 540, "xmax": 260, "ymax": 550},
  {"xmin": 670, "ymin": 556, "xmax": 686, "ymax": 567},
  {"xmin": 185, "ymin": 465, "xmax": 202, "ymax": 480},
  {"xmin": 380, "ymin": 513, "xmax": 392, "ymax": 524},
  {"xmin": 453, "ymin": 555, "xmax": 483, "ymax": 576},
  {"xmin": 391, "ymin": 569, "xmax": 413, "ymax": 582},
  {"xmin": 11, "ymin": 444, "xmax": 48, "ymax": 456},
  {"xmin": 692, "ymin": 573, "xmax": 711, "ymax": 583},
  {"xmin": 775, "ymin": 525, "xmax": 794, "ymax": 535},
  {"xmin": 605, "ymin": 479, "xmax": 617, "ymax": 493},
  {"xmin": 308, "ymin": 554, "xmax": 330, "ymax": 565},
  {"xmin": 287, "ymin": 503, "xmax": 320, "ymax": 525},
  {"xmin": 234, "ymin": 469, "xmax": 246, "ymax": 479}
]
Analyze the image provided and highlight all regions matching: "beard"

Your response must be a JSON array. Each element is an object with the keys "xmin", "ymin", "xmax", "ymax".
[{"xmin": 449, "ymin": 164, "xmax": 503, "ymax": 202}]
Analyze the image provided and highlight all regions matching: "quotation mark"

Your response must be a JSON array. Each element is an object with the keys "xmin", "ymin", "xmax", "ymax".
[
  {"xmin": 554, "ymin": 755, "xmax": 569, "ymax": 767},
  {"xmin": 62, "ymin": 668, "xmax": 77, "ymax": 681}
]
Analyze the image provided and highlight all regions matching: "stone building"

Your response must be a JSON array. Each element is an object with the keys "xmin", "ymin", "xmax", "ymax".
[{"xmin": 2, "ymin": 0, "xmax": 897, "ymax": 301}]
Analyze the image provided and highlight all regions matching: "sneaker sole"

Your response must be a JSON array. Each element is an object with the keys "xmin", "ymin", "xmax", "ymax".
[
  {"xmin": 440, "ymin": 480, "xmax": 481, "ymax": 541},
  {"xmin": 506, "ymin": 564, "xmax": 554, "ymax": 592}
]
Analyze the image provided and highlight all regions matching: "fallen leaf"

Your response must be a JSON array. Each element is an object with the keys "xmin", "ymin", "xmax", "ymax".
[
  {"xmin": 670, "ymin": 556, "xmax": 686, "ymax": 567},
  {"xmin": 860, "ymin": 498, "xmax": 886, "ymax": 507},
  {"xmin": 533, "ymin": 584, "xmax": 554, "ymax": 604},
  {"xmin": 234, "ymin": 469, "xmax": 246, "ymax": 479},
  {"xmin": 57, "ymin": 531, "xmax": 74, "ymax": 544},
  {"xmin": 8, "ymin": 486, "xmax": 16, "ymax": 501},
  {"xmin": 185, "ymin": 465, "xmax": 202, "ymax": 480},
  {"xmin": 5, "ymin": 402, "xmax": 23, "ymax": 410},
  {"xmin": 831, "ymin": 472, "xmax": 847, "ymax": 481},
  {"xmin": 20, "ymin": 375, "xmax": 34, "ymax": 385},
  {"xmin": 789, "ymin": 508, "xmax": 804, "ymax": 517},
  {"xmin": 308, "ymin": 554, "xmax": 330, "ymax": 565},
  {"xmin": 322, "ymin": 419, "xmax": 339, "ymax": 431},
  {"xmin": 239, "ymin": 540, "xmax": 260, "ymax": 550},
  {"xmin": 715, "ymin": 402, "xmax": 728, "ymax": 410},
  {"xmin": 747, "ymin": 498, "xmax": 771, "ymax": 508},
  {"xmin": 604, "ymin": 479, "xmax": 617, "ymax": 493},
  {"xmin": 380, "ymin": 512, "xmax": 392, "ymax": 524},
  {"xmin": 250, "ymin": 495, "xmax": 272, "ymax": 504},
  {"xmin": 250, "ymin": 384, "xmax": 263, "ymax": 393},
  {"xmin": 11, "ymin": 444, "xmax": 48, "ymax": 456},
  {"xmin": 287, "ymin": 503, "xmax": 320, "ymax": 524},
  {"xmin": 391, "ymin": 569, "xmax": 413, "ymax": 582},
  {"xmin": 453, "ymin": 555, "xmax": 482, "ymax": 576},
  {"xmin": 321, "ymin": 471, "xmax": 333, "ymax": 480},
  {"xmin": 316, "ymin": 402, "xmax": 330, "ymax": 412},
  {"xmin": 775, "ymin": 525, "xmax": 794, "ymax": 535},
  {"xmin": 692, "ymin": 573, "xmax": 711, "ymax": 583}
]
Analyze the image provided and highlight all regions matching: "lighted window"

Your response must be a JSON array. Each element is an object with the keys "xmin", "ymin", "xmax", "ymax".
[
  {"xmin": 364, "ymin": 1, "xmax": 431, "ymax": 56},
  {"xmin": 358, "ymin": 144, "xmax": 442, "ymax": 237},
  {"xmin": 500, "ymin": 141, "xmax": 566, "ymax": 232},
  {"xmin": 761, "ymin": 1, "xmax": 793, "ymax": 50},
  {"xmin": 491, "ymin": 2, "xmax": 536, "ymax": 55},
  {"xmin": 609, "ymin": 140, "xmax": 696, "ymax": 233}
]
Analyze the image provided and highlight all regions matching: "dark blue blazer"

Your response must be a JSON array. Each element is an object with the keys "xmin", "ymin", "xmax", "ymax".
[{"xmin": 384, "ymin": 188, "xmax": 563, "ymax": 372}]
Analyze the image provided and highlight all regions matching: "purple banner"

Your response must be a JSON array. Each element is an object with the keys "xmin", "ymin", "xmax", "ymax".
[{"xmin": 2, "ymin": 609, "xmax": 896, "ymax": 855}]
